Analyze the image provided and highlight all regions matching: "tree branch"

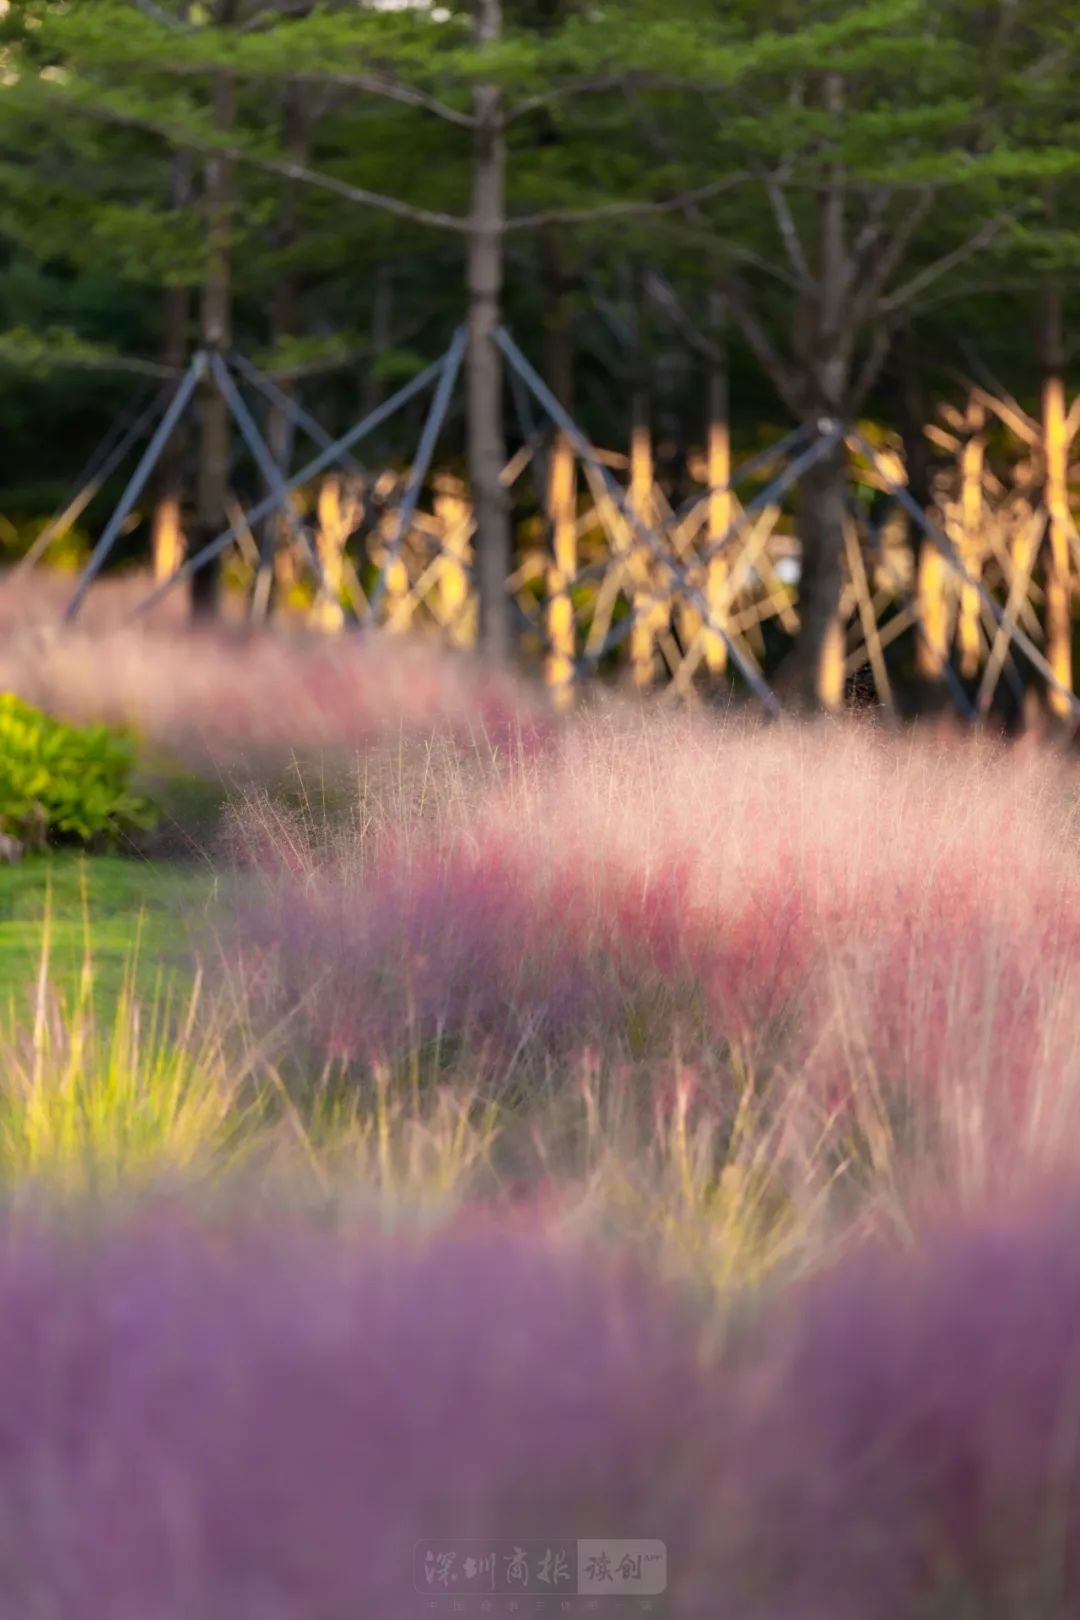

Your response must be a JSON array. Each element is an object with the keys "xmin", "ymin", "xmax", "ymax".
[
  {"xmin": 764, "ymin": 171, "xmax": 815, "ymax": 289},
  {"xmin": 504, "ymin": 72, "xmax": 721, "ymax": 124},
  {"xmin": 54, "ymin": 89, "xmax": 750, "ymax": 238},
  {"xmin": 236, "ymin": 0, "xmax": 320, "ymax": 33},
  {"xmin": 848, "ymin": 320, "xmax": 894, "ymax": 415},
  {"xmin": 879, "ymin": 212, "xmax": 1016, "ymax": 316},
  {"xmin": 0, "ymin": 337, "xmax": 181, "ymax": 377},
  {"xmin": 845, "ymin": 185, "xmax": 892, "ymax": 282},
  {"xmin": 846, "ymin": 187, "xmax": 933, "ymax": 330},
  {"xmin": 644, "ymin": 273, "xmax": 722, "ymax": 362},
  {"xmin": 54, "ymin": 95, "xmax": 473, "ymax": 231},
  {"xmin": 505, "ymin": 174, "xmax": 749, "ymax": 232},
  {"xmin": 278, "ymin": 71, "xmax": 476, "ymax": 127},
  {"xmin": 138, "ymin": 59, "xmax": 477, "ymax": 127},
  {"xmin": 128, "ymin": 0, "xmax": 193, "ymax": 30},
  {"xmin": 723, "ymin": 277, "xmax": 803, "ymax": 418}
]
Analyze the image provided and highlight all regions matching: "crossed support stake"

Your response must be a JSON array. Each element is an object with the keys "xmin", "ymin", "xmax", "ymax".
[{"xmin": 57, "ymin": 325, "xmax": 1080, "ymax": 731}]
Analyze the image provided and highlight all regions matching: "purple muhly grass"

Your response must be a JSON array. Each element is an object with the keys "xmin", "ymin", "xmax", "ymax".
[
  {"xmin": 715, "ymin": 1196, "xmax": 1080, "ymax": 1620},
  {"xmin": 0, "ymin": 1211, "xmax": 721, "ymax": 1620}
]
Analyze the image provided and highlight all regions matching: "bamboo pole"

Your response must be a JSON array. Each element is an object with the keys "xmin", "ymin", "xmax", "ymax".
[
  {"xmin": 310, "ymin": 476, "xmax": 348, "ymax": 630},
  {"xmin": 977, "ymin": 509, "xmax": 1044, "ymax": 717},
  {"xmin": 916, "ymin": 542, "xmax": 950, "ymax": 685},
  {"xmin": 844, "ymin": 518, "xmax": 892, "ymax": 708},
  {"xmin": 957, "ymin": 396, "xmax": 986, "ymax": 679},
  {"xmin": 703, "ymin": 292, "xmax": 731, "ymax": 673},
  {"xmin": 1042, "ymin": 283, "xmax": 1073, "ymax": 717},
  {"xmin": 628, "ymin": 404, "xmax": 658, "ymax": 687},
  {"xmin": 545, "ymin": 433, "xmax": 577, "ymax": 705},
  {"xmin": 433, "ymin": 473, "xmax": 475, "ymax": 645}
]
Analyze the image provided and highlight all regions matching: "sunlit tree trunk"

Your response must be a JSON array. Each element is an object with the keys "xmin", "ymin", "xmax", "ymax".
[
  {"xmin": 792, "ymin": 434, "xmax": 847, "ymax": 709},
  {"xmin": 1042, "ymin": 279, "xmax": 1073, "ymax": 717},
  {"xmin": 956, "ymin": 395, "xmax": 986, "ymax": 681},
  {"xmin": 896, "ymin": 335, "xmax": 950, "ymax": 702},
  {"xmin": 542, "ymin": 231, "xmax": 577, "ymax": 703},
  {"xmin": 916, "ymin": 543, "xmax": 950, "ymax": 690},
  {"xmin": 467, "ymin": 0, "xmax": 511, "ymax": 661},
  {"xmin": 255, "ymin": 83, "xmax": 307, "ymax": 620},
  {"xmin": 152, "ymin": 153, "xmax": 191, "ymax": 583},
  {"xmin": 545, "ymin": 434, "xmax": 577, "ymax": 705},
  {"xmin": 788, "ymin": 77, "xmax": 848, "ymax": 711},
  {"xmin": 628, "ymin": 391, "xmax": 657, "ymax": 688},
  {"xmin": 702, "ymin": 290, "xmax": 731, "ymax": 674},
  {"xmin": 190, "ymin": 8, "xmax": 237, "ymax": 619},
  {"xmin": 360, "ymin": 264, "xmax": 394, "ymax": 420}
]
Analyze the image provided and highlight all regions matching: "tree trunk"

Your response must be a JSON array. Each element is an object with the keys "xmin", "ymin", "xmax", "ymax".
[
  {"xmin": 956, "ymin": 395, "xmax": 986, "ymax": 680},
  {"xmin": 190, "ymin": 34, "xmax": 236, "ymax": 620},
  {"xmin": 467, "ymin": 0, "xmax": 511, "ymax": 662},
  {"xmin": 703, "ymin": 289, "xmax": 731, "ymax": 674},
  {"xmin": 152, "ymin": 153, "xmax": 191, "ymax": 583},
  {"xmin": 896, "ymin": 333, "xmax": 950, "ymax": 705},
  {"xmin": 789, "ymin": 436, "xmax": 848, "ymax": 709},
  {"xmin": 360, "ymin": 264, "xmax": 394, "ymax": 421},
  {"xmin": 542, "ymin": 230, "xmax": 576, "ymax": 704},
  {"xmin": 545, "ymin": 434, "xmax": 576, "ymax": 705},
  {"xmin": 541, "ymin": 229, "xmax": 574, "ymax": 417},
  {"xmin": 254, "ymin": 84, "xmax": 308, "ymax": 620},
  {"xmin": 1041, "ymin": 277, "xmax": 1073, "ymax": 718},
  {"xmin": 628, "ymin": 390, "xmax": 657, "ymax": 688}
]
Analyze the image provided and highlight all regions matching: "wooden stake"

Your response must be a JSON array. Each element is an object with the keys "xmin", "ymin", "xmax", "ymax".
[
  {"xmin": 977, "ymin": 509, "xmax": 1044, "ymax": 717},
  {"xmin": 957, "ymin": 396, "xmax": 986, "ymax": 679},
  {"xmin": 433, "ymin": 474, "xmax": 475, "ymax": 646},
  {"xmin": 844, "ymin": 518, "xmax": 892, "ymax": 708},
  {"xmin": 628, "ymin": 405, "xmax": 657, "ymax": 688},
  {"xmin": 152, "ymin": 494, "xmax": 185, "ymax": 584},
  {"xmin": 1042, "ymin": 282, "xmax": 1074, "ymax": 717},
  {"xmin": 703, "ymin": 292, "xmax": 731, "ymax": 673},
  {"xmin": 311, "ymin": 476, "xmax": 348, "ymax": 631},
  {"xmin": 916, "ymin": 538, "xmax": 950, "ymax": 684},
  {"xmin": 545, "ymin": 432, "xmax": 577, "ymax": 706}
]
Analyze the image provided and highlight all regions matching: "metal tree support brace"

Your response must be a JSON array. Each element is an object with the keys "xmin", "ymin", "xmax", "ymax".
[
  {"xmin": 66, "ymin": 353, "xmax": 207, "ymax": 621},
  {"xmin": 14, "ymin": 383, "xmax": 168, "ymax": 579},
  {"xmin": 364, "ymin": 326, "xmax": 467, "ymax": 626},
  {"xmin": 228, "ymin": 352, "xmax": 368, "ymax": 481},
  {"xmin": 125, "ymin": 351, "xmax": 449, "ymax": 622},
  {"xmin": 208, "ymin": 353, "xmax": 329, "ymax": 598}
]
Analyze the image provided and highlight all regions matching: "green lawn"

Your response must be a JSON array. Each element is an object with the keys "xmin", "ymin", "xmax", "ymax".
[{"xmin": 0, "ymin": 852, "xmax": 219, "ymax": 1012}]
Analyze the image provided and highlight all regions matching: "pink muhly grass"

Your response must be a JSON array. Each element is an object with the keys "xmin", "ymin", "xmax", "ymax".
[
  {"xmin": 715, "ymin": 1195, "xmax": 1080, "ymax": 1620},
  {"xmin": 231, "ymin": 710, "xmax": 1080, "ymax": 1187},
  {"xmin": 0, "ymin": 1210, "xmax": 721, "ymax": 1619},
  {"xmin": 0, "ymin": 605, "xmax": 547, "ymax": 772}
]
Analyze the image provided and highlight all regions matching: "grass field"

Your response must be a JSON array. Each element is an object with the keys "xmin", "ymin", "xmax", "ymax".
[{"xmin": 0, "ymin": 851, "xmax": 212, "ymax": 1006}]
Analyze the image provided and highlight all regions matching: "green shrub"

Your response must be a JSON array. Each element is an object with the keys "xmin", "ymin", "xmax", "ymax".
[{"xmin": 0, "ymin": 695, "xmax": 156, "ymax": 851}]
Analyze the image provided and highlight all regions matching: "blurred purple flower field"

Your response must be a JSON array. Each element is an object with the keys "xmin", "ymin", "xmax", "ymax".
[
  {"xmin": 3, "ymin": 1199, "xmax": 1080, "ymax": 1617},
  {"xmin": 0, "ymin": 1213, "xmax": 719, "ymax": 1619}
]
